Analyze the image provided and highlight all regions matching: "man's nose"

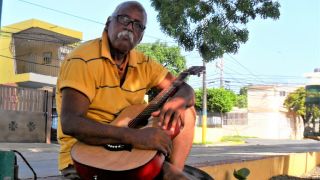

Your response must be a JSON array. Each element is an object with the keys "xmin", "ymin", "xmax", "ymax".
[{"xmin": 125, "ymin": 22, "xmax": 134, "ymax": 31}]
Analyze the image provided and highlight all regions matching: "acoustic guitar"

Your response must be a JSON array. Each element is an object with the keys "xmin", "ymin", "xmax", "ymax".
[{"xmin": 71, "ymin": 66, "xmax": 204, "ymax": 180}]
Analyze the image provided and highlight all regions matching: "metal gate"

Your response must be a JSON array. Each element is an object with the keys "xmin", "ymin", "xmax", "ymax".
[{"xmin": 0, "ymin": 85, "xmax": 52, "ymax": 142}]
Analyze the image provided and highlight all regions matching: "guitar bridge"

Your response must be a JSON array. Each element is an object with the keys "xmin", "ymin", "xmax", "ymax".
[{"xmin": 104, "ymin": 143, "xmax": 132, "ymax": 151}]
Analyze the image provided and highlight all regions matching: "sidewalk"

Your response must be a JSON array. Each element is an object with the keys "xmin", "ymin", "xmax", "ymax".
[{"xmin": 1, "ymin": 139, "xmax": 320, "ymax": 179}]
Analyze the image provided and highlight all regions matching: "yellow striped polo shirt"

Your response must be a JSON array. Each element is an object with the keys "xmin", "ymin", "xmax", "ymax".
[{"xmin": 56, "ymin": 31, "xmax": 168, "ymax": 170}]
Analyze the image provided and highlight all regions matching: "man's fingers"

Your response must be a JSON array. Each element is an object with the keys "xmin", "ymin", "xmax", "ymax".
[
  {"xmin": 159, "ymin": 133, "xmax": 172, "ymax": 156},
  {"xmin": 162, "ymin": 109, "xmax": 174, "ymax": 130},
  {"xmin": 152, "ymin": 110, "xmax": 160, "ymax": 117},
  {"xmin": 170, "ymin": 110, "xmax": 183, "ymax": 132}
]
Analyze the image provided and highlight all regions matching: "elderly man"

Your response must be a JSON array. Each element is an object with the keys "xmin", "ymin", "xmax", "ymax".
[{"xmin": 56, "ymin": 1, "xmax": 196, "ymax": 179}]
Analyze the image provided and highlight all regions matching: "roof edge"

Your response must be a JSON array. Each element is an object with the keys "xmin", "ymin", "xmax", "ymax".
[{"xmin": 2, "ymin": 19, "xmax": 82, "ymax": 40}]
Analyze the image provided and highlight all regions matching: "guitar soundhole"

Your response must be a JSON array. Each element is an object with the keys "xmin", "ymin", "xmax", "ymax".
[{"xmin": 104, "ymin": 143, "xmax": 132, "ymax": 151}]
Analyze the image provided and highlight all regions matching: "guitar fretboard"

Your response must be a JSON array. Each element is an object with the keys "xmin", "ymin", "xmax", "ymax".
[
  {"xmin": 126, "ymin": 66, "xmax": 204, "ymax": 128},
  {"xmin": 127, "ymin": 84, "xmax": 178, "ymax": 128}
]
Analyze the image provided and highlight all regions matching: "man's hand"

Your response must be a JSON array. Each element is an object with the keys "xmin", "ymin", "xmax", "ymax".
[
  {"xmin": 130, "ymin": 127, "xmax": 173, "ymax": 156},
  {"xmin": 151, "ymin": 97, "xmax": 187, "ymax": 134},
  {"xmin": 152, "ymin": 72, "xmax": 195, "ymax": 136}
]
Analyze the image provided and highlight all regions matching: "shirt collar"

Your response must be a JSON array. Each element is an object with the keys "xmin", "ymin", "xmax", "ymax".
[{"xmin": 100, "ymin": 30, "xmax": 113, "ymax": 62}]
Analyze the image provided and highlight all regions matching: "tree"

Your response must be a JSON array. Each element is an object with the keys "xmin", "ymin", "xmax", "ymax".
[
  {"xmin": 236, "ymin": 94, "xmax": 247, "ymax": 108},
  {"xmin": 136, "ymin": 41, "xmax": 186, "ymax": 76},
  {"xmin": 239, "ymin": 86, "xmax": 248, "ymax": 96},
  {"xmin": 194, "ymin": 89, "xmax": 203, "ymax": 110},
  {"xmin": 284, "ymin": 87, "xmax": 320, "ymax": 136},
  {"xmin": 237, "ymin": 86, "xmax": 248, "ymax": 108},
  {"xmin": 195, "ymin": 88, "xmax": 237, "ymax": 113},
  {"xmin": 151, "ymin": 0, "xmax": 280, "ymax": 61},
  {"xmin": 136, "ymin": 42, "xmax": 186, "ymax": 99},
  {"xmin": 283, "ymin": 87, "xmax": 307, "ymax": 125},
  {"xmin": 208, "ymin": 88, "xmax": 237, "ymax": 113}
]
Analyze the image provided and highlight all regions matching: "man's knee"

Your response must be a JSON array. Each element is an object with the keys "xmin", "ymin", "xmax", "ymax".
[{"xmin": 183, "ymin": 106, "xmax": 196, "ymax": 127}]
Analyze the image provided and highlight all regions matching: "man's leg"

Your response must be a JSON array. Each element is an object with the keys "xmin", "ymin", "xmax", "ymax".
[{"xmin": 170, "ymin": 107, "xmax": 196, "ymax": 170}]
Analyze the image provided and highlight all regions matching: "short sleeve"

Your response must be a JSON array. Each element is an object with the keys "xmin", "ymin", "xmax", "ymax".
[
  {"xmin": 58, "ymin": 59, "xmax": 96, "ymax": 102},
  {"xmin": 146, "ymin": 59, "xmax": 168, "ymax": 89}
]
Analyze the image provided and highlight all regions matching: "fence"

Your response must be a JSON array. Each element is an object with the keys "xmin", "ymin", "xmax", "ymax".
[
  {"xmin": 0, "ymin": 85, "xmax": 52, "ymax": 142},
  {"xmin": 0, "ymin": 85, "xmax": 46, "ymax": 112},
  {"xmin": 196, "ymin": 111, "xmax": 248, "ymax": 127}
]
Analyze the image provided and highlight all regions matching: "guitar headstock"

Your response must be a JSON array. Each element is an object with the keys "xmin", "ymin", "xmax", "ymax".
[
  {"xmin": 186, "ymin": 66, "xmax": 205, "ymax": 75},
  {"xmin": 180, "ymin": 66, "xmax": 205, "ymax": 77}
]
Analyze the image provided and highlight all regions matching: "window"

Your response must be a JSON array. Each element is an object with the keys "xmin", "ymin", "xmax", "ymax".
[
  {"xmin": 43, "ymin": 52, "xmax": 52, "ymax": 64},
  {"xmin": 58, "ymin": 46, "xmax": 72, "ymax": 60}
]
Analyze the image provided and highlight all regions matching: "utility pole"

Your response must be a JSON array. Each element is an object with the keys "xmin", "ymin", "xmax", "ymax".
[
  {"xmin": 216, "ymin": 58, "xmax": 224, "ymax": 88},
  {"xmin": 202, "ymin": 60, "xmax": 207, "ymax": 144}
]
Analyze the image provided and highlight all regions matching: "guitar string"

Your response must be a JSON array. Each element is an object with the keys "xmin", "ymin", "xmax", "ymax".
[
  {"xmin": 127, "ymin": 68, "xmax": 203, "ymax": 128},
  {"xmin": 128, "ymin": 87, "xmax": 175, "ymax": 128}
]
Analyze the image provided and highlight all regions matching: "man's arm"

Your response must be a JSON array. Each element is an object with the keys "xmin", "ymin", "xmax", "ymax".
[
  {"xmin": 61, "ymin": 87, "xmax": 131, "ymax": 145},
  {"xmin": 60, "ymin": 87, "xmax": 172, "ymax": 155},
  {"xmin": 152, "ymin": 72, "xmax": 195, "ymax": 132}
]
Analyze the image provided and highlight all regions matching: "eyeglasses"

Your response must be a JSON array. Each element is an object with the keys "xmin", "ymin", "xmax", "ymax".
[{"xmin": 114, "ymin": 15, "xmax": 146, "ymax": 32}]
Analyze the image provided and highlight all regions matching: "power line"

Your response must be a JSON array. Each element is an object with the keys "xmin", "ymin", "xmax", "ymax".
[
  {"xmin": 224, "ymin": 72, "xmax": 304, "ymax": 79},
  {"xmin": 17, "ymin": 0, "xmax": 104, "ymax": 25},
  {"xmin": 16, "ymin": 0, "xmax": 175, "ymax": 43},
  {"xmin": 225, "ymin": 54, "xmax": 267, "ymax": 83},
  {"xmin": 7, "ymin": 1, "xmax": 306, "ymax": 90},
  {"xmin": 0, "ymin": 54, "xmax": 60, "ymax": 68}
]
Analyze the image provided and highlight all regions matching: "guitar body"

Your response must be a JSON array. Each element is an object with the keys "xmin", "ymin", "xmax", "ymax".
[
  {"xmin": 70, "ymin": 66, "xmax": 204, "ymax": 180},
  {"xmin": 71, "ymin": 104, "xmax": 165, "ymax": 180}
]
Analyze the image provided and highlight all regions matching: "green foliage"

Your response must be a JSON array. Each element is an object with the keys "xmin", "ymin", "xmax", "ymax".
[
  {"xmin": 136, "ymin": 42, "xmax": 186, "ymax": 100},
  {"xmin": 236, "ymin": 94, "xmax": 247, "ymax": 108},
  {"xmin": 195, "ymin": 88, "xmax": 237, "ymax": 113},
  {"xmin": 239, "ymin": 86, "xmax": 248, "ymax": 95},
  {"xmin": 310, "ymin": 106, "xmax": 320, "ymax": 123},
  {"xmin": 235, "ymin": 86, "xmax": 248, "ymax": 108},
  {"xmin": 220, "ymin": 135, "xmax": 255, "ymax": 143},
  {"xmin": 283, "ymin": 87, "xmax": 307, "ymax": 123},
  {"xmin": 207, "ymin": 88, "xmax": 237, "ymax": 113},
  {"xmin": 207, "ymin": 88, "xmax": 236, "ymax": 113},
  {"xmin": 136, "ymin": 41, "xmax": 186, "ymax": 76},
  {"xmin": 194, "ymin": 89, "xmax": 203, "ymax": 110},
  {"xmin": 233, "ymin": 168, "xmax": 250, "ymax": 180},
  {"xmin": 284, "ymin": 87, "xmax": 320, "ymax": 136},
  {"xmin": 151, "ymin": 0, "xmax": 280, "ymax": 61}
]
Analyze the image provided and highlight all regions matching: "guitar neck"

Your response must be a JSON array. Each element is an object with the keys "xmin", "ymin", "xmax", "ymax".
[
  {"xmin": 127, "ymin": 66, "xmax": 204, "ymax": 128},
  {"xmin": 127, "ymin": 84, "xmax": 178, "ymax": 128}
]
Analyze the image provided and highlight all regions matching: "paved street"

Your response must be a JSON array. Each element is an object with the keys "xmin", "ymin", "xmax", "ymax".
[
  {"xmin": 0, "ymin": 143, "xmax": 60, "ymax": 179},
  {"xmin": 1, "ymin": 139, "xmax": 320, "ymax": 179},
  {"xmin": 189, "ymin": 138, "xmax": 320, "ymax": 167}
]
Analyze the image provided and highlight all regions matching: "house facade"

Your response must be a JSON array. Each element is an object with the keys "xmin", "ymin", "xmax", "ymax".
[
  {"xmin": 244, "ymin": 85, "xmax": 305, "ymax": 139},
  {"xmin": 0, "ymin": 19, "xmax": 82, "ymax": 88},
  {"xmin": 194, "ymin": 85, "xmax": 305, "ymax": 143},
  {"xmin": 0, "ymin": 19, "xmax": 82, "ymax": 143}
]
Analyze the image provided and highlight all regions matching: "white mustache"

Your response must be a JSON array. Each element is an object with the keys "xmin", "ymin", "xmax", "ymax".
[{"xmin": 117, "ymin": 30, "xmax": 134, "ymax": 44}]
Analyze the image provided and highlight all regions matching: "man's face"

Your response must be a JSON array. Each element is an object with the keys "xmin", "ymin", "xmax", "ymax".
[{"xmin": 107, "ymin": 7, "xmax": 146, "ymax": 54}]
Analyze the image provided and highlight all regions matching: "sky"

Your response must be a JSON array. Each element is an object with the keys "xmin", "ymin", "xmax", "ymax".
[{"xmin": 1, "ymin": 0, "xmax": 320, "ymax": 93}]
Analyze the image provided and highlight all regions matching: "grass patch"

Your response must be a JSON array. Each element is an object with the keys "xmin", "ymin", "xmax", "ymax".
[
  {"xmin": 193, "ymin": 141, "xmax": 215, "ymax": 145},
  {"xmin": 220, "ymin": 135, "xmax": 256, "ymax": 143}
]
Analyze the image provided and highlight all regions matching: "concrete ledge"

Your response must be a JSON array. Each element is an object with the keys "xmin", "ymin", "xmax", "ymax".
[{"xmin": 199, "ymin": 152, "xmax": 320, "ymax": 180}]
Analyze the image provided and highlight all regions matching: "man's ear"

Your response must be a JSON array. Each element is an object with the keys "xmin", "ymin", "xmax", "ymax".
[
  {"xmin": 138, "ymin": 32, "xmax": 144, "ymax": 43},
  {"xmin": 105, "ymin": 16, "xmax": 112, "ymax": 30}
]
